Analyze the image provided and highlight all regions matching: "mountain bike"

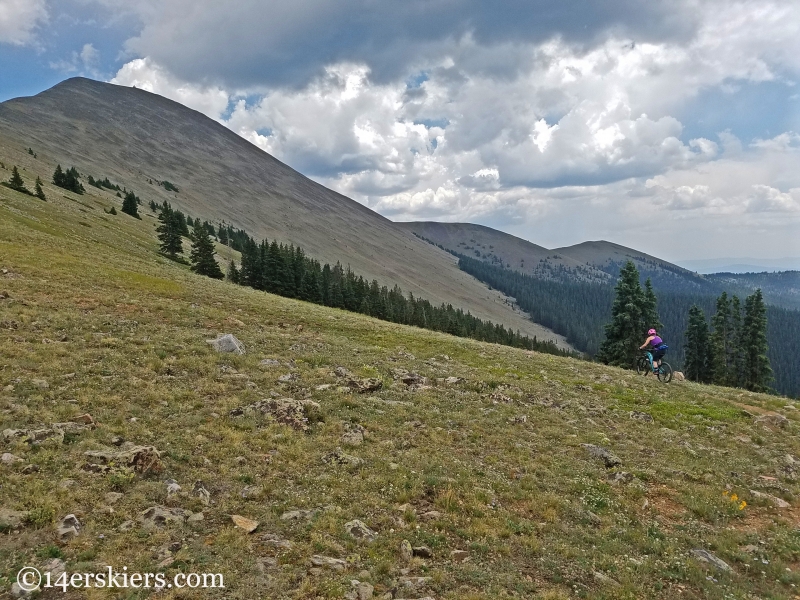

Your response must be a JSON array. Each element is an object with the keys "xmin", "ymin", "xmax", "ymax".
[{"xmin": 636, "ymin": 350, "xmax": 673, "ymax": 383}]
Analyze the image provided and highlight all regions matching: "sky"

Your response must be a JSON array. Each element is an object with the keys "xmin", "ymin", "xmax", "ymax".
[{"xmin": 1, "ymin": 0, "xmax": 799, "ymax": 263}]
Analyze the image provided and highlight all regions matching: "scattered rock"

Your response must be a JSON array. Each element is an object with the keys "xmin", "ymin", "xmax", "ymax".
[
  {"xmin": 581, "ymin": 444, "xmax": 622, "ymax": 468},
  {"xmin": 344, "ymin": 580, "xmax": 374, "ymax": 600},
  {"xmin": 629, "ymin": 411, "xmax": 654, "ymax": 423},
  {"xmin": 59, "ymin": 479, "xmax": 77, "ymax": 489},
  {"xmin": 322, "ymin": 448, "xmax": 364, "ymax": 467},
  {"xmin": 118, "ymin": 520, "xmax": 135, "ymax": 531},
  {"xmin": 344, "ymin": 519, "xmax": 378, "ymax": 542},
  {"xmin": 139, "ymin": 505, "xmax": 188, "ymax": 529},
  {"xmin": 32, "ymin": 379, "xmax": 49, "ymax": 390},
  {"xmin": 334, "ymin": 366, "xmax": 353, "ymax": 378},
  {"xmin": 450, "ymin": 549, "xmax": 469, "ymax": 562},
  {"xmin": 165, "ymin": 479, "xmax": 182, "ymax": 498},
  {"xmin": 230, "ymin": 397, "xmax": 320, "ymax": 432},
  {"xmin": 749, "ymin": 490, "xmax": 791, "ymax": 508},
  {"xmin": 593, "ymin": 571, "xmax": 620, "ymax": 586},
  {"xmin": 42, "ymin": 558, "xmax": 66, "ymax": 580},
  {"xmin": 509, "ymin": 415, "xmax": 527, "ymax": 424},
  {"xmin": 25, "ymin": 428, "xmax": 64, "ymax": 445},
  {"xmin": 413, "ymin": 546, "xmax": 433, "ymax": 558},
  {"xmin": 260, "ymin": 533, "xmax": 294, "ymax": 549},
  {"xmin": 444, "ymin": 376, "xmax": 464, "ymax": 385},
  {"xmin": 281, "ymin": 509, "xmax": 318, "ymax": 521},
  {"xmin": 400, "ymin": 539, "xmax": 413, "ymax": 562},
  {"xmin": 420, "ymin": 511, "xmax": 442, "ymax": 520},
  {"xmin": 489, "ymin": 392, "xmax": 514, "ymax": 404},
  {"xmin": 21, "ymin": 464, "xmax": 39, "ymax": 474},
  {"xmin": 187, "ymin": 512, "xmax": 204, "ymax": 522},
  {"xmin": 755, "ymin": 413, "xmax": 789, "ymax": 428},
  {"xmin": 11, "ymin": 582, "xmax": 37, "ymax": 598},
  {"xmin": 610, "ymin": 471, "xmax": 634, "ymax": 484},
  {"xmin": 2, "ymin": 429, "xmax": 27, "ymax": 443},
  {"xmin": 341, "ymin": 423, "xmax": 366, "ymax": 446},
  {"xmin": 84, "ymin": 445, "xmax": 164, "ymax": 474},
  {"xmin": 105, "ymin": 492, "xmax": 124, "ymax": 504},
  {"xmin": 691, "ymin": 549, "xmax": 732, "ymax": 572},
  {"xmin": 110, "ymin": 436, "xmax": 125, "ymax": 446},
  {"xmin": 192, "ymin": 481, "xmax": 211, "ymax": 505},
  {"xmin": 1, "ymin": 452, "xmax": 23, "ymax": 465},
  {"xmin": 241, "ymin": 485, "xmax": 264, "ymax": 499},
  {"xmin": 56, "ymin": 514, "xmax": 81, "ymax": 541},
  {"xmin": 73, "ymin": 413, "xmax": 95, "ymax": 425},
  {"xmin": 309, "ymin": 555, "xmax": 347, "ymax": 571},
  {"xmin": 278, "ymin": 373, "xmax": 299, "ymax": 382},
  {"xmin": 673, "ymin": 371, "xmax": 685, "ymax": 381},
  {"xmin": 231, "ymin": 514, "xmax": 259, "ymax": 533},
  {"xmin": 260, "ymin": 359, "xmax": 281, "ymax": 366},
  {"xmin": 206, "ymin": 333, "xmax": 245, "ymax": 354},
  {"xmin": 0, "ymin": 508, "xmax": 29, "ymax": 528},
  {"xmin": 348, "ymin": 378, "xmax": 383, "ymax": 393}
]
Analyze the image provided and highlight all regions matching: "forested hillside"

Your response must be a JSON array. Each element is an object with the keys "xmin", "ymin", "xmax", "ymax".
[{"xmin": 458, "ymin": 255, "xmax": 800, "ymax": 398}]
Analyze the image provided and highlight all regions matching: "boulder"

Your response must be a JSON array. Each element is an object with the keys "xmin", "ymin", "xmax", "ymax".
[
  {"xmin": 755, "ymin": 413, "xmax": 789, "ymax": 428},
  {"xmin": 344, "ymin": 519, "xmax": 378, "ymax": 542},
  {"xmin": 192, "ymin": 481, "xmax": 211, "ymax": 505},
  {"xmin": 400, "ymin": 539, "xmax": 413, "ymax": 562},
  {"xmin": 56, "ymin": 514, "xmax": 81, "ymax": 541},
  {"xmin": 629, "ymin": 411, "xmax": 654, "ymax": 423},
  {"xmin": 581, "ymin": 444, "xmax": 622, "ymax": 468},
  {"xmin": 412, "ymin": 545, "xmax": 433, "ymax": 558},
  {"xmin": 231, "ymin": 514, "xmax": 259, "ymax": 533},
  {"xmin": 139, "ymin": 505, "xmax": 188, "ymax": 529},
  {"xmin": 309, "ymin": 555, "xmax": 347, "ymax": 571},
  {"xmin": 1, "ymin": 452, "xmax": 23, "ymax": 465},
  {"xmin": 691, "ymin": 548, "xmax": 732, "ymax": 572},
  {"xmin": 84, "ymin": 445, "xmax": 164, "ymax": 474},
  {"xmin": 322, "ymin": 448, "xmax": 364, "ymax": 467},
  {"xmin": 340, "ymin": 423, "xmax": 366, "ymax": 446},
  {"xmin": 0, "ymin": 508, "xmax": 29, "ymax": 528},
  {"xmin": 206, "ymin": 334, "xmax": 245, "ymax": 354},
  {"xmin": 673, "ymin": 371, "xmax": 685, "ymax": 381},
  {"xmin": 348, "ymin": 378, "xmax": 383, "ymax": 393},
  {"xmin": 345, "ymin": 580, "xmax": 375, "ymax": 600},
  {"xmin": 230, "ymin": 397, "xmax": 320, "ymax": 431},
  {"xmin": 749, "ymin": 490, "xmax": 791, "ymax": 508}
]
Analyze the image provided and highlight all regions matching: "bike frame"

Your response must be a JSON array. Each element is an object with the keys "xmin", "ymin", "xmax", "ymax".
[{"xmin": 644, "ymin": 351, "xmax": 657, "ymax": 372}]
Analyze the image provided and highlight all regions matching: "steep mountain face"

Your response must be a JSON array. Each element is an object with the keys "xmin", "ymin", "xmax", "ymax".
[{"xmin": 0, "ymin": 77, "xmax": 567, "ymax": 346}]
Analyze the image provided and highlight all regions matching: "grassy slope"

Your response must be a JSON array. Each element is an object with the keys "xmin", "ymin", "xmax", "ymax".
[{"xmin": 3, "ymin": 167, "xmax": 800, "ymax": 600}]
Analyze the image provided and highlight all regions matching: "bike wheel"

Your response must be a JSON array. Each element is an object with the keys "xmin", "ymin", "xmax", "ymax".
[
  {"xmin": 657, "ymin": 362, "xmax": 673, "ymax": 383},
  {"xmin": 636, "ymin": 356, "xmax": 649, "ymax": 375}
]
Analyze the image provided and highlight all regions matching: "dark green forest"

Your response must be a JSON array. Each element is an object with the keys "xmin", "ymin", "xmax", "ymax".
[{"xmin": 457, "ymin": 255, "xmax": 800, "ymax": 398}]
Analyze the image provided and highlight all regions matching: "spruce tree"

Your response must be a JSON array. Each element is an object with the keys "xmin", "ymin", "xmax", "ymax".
[
  {"xmin": 156, "ymin": 202, "xmax": 183, "ymax": 259},
  {"xmin": 730, "ymin": 295, "xmax": 744, "ymax": 388},
  {"xmin": 642, "ymin": 278, "xmax": 662, "ymax": 332},
  {"xmin": 742, "ymin": 289, "xmax": 772, "ymax": 392},
  {"xmin": 121, "ymin": 191, "xmax": 141, "ymax": 219},
  {"xmin": 597, "ymin": 261, "xmax": 648, "ymax": 368},
  {"xmin": 52, "ymin": 165, "xmax": 65, "ymax": 188},
  {"xmin": 34, "ymin": 177, "xmax": 46, "ymax": 200},
  {"xmin": 6, "ymin": 166, "xmax": 30, "ymax": 194},
  {"xmin": 684, "ymin": 305, "xmax": 710, "ymax": 382},
  {"xmin": 189, "ymin": 222, "xmax": 224, "ymax": 279},
  {"xmin": 709, "ymin": 292, "xmax": 733, "ymax": 385},
  {"xmin": 226, "ymin": 260, "xmax": 240, "ymax": 284}
]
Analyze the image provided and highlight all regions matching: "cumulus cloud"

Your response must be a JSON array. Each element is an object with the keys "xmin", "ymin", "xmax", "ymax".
[
  {"xmin": 0, "ymin": 0, "xmax": 47, "ymax": 46},
  {"xmin": 747, "ymin": 185, "xmax": 800, "ymax": 212},
  {"xmin": 50, "ymin": 43, "xmax": 101, "ymax": 75},
  {"xmin": 111, "ymin": 57, "xmax": 230, "ymax": 119}
]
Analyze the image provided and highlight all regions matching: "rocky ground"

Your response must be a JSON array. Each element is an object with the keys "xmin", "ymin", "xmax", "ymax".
[{"xmin": 2, "ymin": 167, "xmax": 800, "ymax": 599}]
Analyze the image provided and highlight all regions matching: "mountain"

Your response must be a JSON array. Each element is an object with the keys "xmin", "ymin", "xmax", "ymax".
[
  {"xmin": 679, "ymin": 257, "xmax": 800, "ymax": 273},
  {"xmin": 0, "ymin": 77, "xmax": 566, "ymax": 347}
]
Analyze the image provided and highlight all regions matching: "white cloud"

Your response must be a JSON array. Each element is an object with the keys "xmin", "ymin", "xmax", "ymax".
[
  {"xmin": 0, "ymin": 0, "xmax": 47, "ymax": 46},
  {"xmin": 111, "ymin": 57, "xmax": 230, "ymax": 119},
  {"xmin": 747, "ymin": 185, "xmax": 800, "ymax": 212},
  {"xmin": 50, "ymin": 43, "xmax": 101, "ymax": 75}
]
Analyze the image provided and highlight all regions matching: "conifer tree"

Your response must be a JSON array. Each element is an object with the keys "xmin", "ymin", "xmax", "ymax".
[
  {"xmin": 684, "ymin": 305, "xmax": 710, "ymax": 382},
  {"xmin": 6, "ymin": 166, "xmax": 30, "ymax": 194},
  {"xmin": 189, "ymin": 221, "xmax": 224, "ymax": 279},
  {"xmin": 642, "ymin": 278, "xmax": 662, "ymax": 332},
  {"xmin": 730, "ymin": 295, "xmax": 744, "ymax": 388},
  {"xmin": 709, "ymin": 292, "xmax": 732, "ymax": 385},
  {"xmin": 52, "ymin": 165, "xmax": 65, "ymax": 188},
  {"xmin": 121, "ymin": 191, "xmax": 141, "ymax": 219},
  {"xmin": 156, "ymin": 202, "xmax": 183, "ymax": 259},
  {"xmin": 597, "ymin": 261, "xmax": 650, "ymax": 367},
  {"xmin": 226, "ymin": 260, "xmax": 240, "ymax": 284},
  {"xmin": 742, "ymin": 289, "xmax": 772, "ymax": 392},
  {"xmin": 34, "ymin": 177, "xmax": 46, "ymax": 200}
]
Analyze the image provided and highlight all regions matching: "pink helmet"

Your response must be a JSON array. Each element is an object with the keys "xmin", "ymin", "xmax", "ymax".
[{"xmin": 647, "ymin": 329, "xmax": 657, "ymax": 335}]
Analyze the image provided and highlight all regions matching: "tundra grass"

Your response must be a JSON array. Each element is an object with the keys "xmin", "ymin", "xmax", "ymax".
[{"xmin": 2, "ymin": 162, "xmax": 800, "ymax": 599}]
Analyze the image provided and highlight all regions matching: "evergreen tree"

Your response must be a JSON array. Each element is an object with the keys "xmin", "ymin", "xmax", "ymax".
[
  {"xmin": 109, "ymin": 206, "xmax": 117, "ymax": 215},
  {"xmin": 709, "ymin": 292, "xmax": 733, "ymax": 384},
  {"xmin": 121, "ymin": 191, "xmax": 141, "ymax": 219},
  {"xmin": 189, "ymin": 222, "xmax": 224, "ymax": 279},
  {"xmin": 597, "ymin": 261, "xmax": 649, "ymax": 367},
  {"xmin": 642, "ymin": 278, "xmax": 662, "ymax": 332},
  {"xmin": 156, "ymin": 202, "xmax": 183, "ymax": 259},
  {"xmin": 684, "ymin": 305, "xmax": 710, "ymax": 382},
  {"xmin": 226, "ymin": 260, "xmax": 240, "ymax": 284},
  {"xmin": 52, "ymin": 165, "xmax": 65, "ymax": 188},
  {"xmin": 730, "ymin": 295, "xmax": 744, "ymax": 388},
  {"xmin": 6, "ymin": 166, "xmax": 31, "ymax": 194},
  {"xmin": 34, "ymin": 177, "xmax": 46, "ymax": 200},
  {"xmin": 52, "ymin": 166, "xmax": 85, "ymax": 194},
  {"xmin": 742, "ymin": 289, "xmax": 772, "ymax": 392}
]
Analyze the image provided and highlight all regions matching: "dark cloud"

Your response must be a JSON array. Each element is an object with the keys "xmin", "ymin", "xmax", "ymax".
[{"xmin": 126, "ymin": 0, "xmax": 699, "ymax": 89}]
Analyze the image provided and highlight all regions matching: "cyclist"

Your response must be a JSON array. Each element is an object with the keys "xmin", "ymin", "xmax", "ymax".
[{"xmin": 640, "ymin": 329, "xmax": 668, "ymax": 375}]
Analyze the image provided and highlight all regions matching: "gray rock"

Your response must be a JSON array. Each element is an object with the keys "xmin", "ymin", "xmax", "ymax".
[
  {"xmin": 260, "ymin": 359, "xmax": 281, "ymax": 366},
  {"xmin": 139, "ymin": 505, "xmax": 188, "ymax": 529},
  {"xmin": 281, "ymin": 509, "xmax": 318, "ymax": 521},
  {"xmin": 25, "ymin": 428, "xmax": 64, "ymax": 445},
  {"xmin": 593, "ymin": 571, "xmax": 620, "ymax": 586},
  {"xmin": 309, "ymin": 555, "xmax": 346, "ymax": 571},
  {"xmin": 206, "ymin": 334, "xmax": 245, "ymax": 354},
  {"xmin": 755, "ymin": 413, "xmax": 789, "ymax": 428},
  {"xmin": 581, "ymin": 444, "xmax": 622, "ymax": 468},
  {"xmin": 1, "ymin": 452, "xmax": 23, "ymax": 465},
  {"xmin": 192, "ymin": 480, "xmax": 211, "ymax": 505},
  {"xmin": 278, "ymin": 373, "xmax": 298, "ymax": 382},
  {"xmin": 345, "ymin": 580, "xmax": 375, "ymax": 600},
  {"xmin": 0, "ymin": 508, "xmax": 29, "ymax": 528},
  {"xmin": 344, "ymin": 519, "xmax": 378, "ymax": 542},
  {"xmin": 750, "ymin": 489, "xmax": 791, "ymax": 508},
  {"xmin": 165, "ymin": 479, "xmax": 182, "ymax": 497},
  {"xmin": 187, "ymin": 512, "xmax": 204, "ymax": 522},
  {"xmin": 341, "ymin": 423, "xmax": 366, "ymax": 446},
  {"xmin": 260, "ymin": 533, "xmax": 294, "ymax": 549},
  {"xmin": 32, "ymin": 379, "xmax": 49, "ymax": 389},
  {"xmin": 105, "ymin": 492, "xmax": 124, "ymax": 504},
  {"xmin": 229, "ymin": 397, "xmax": 320, "ymax": 432},
  {"xmin": 83, "ymin": 445, "xmax": 164, "ymax": 474},
  {"xmin": 629, "ymin": 411, "xmax": 654, "ymax": 423},
  {"xmin": 348, "ymin": 378, "xmax": 383, "ymax": 393},
  {"xmin": 322, "ymin": 448, "xmax": 364, "ymax": 467},
  {"xmin": 11, "ymin": 582, "xmax": 38, "ymax": 598},
  {"xmin": 21, "ymin": 464, "xmax": 39, "ymax": 475},
  {"xmin": 691, "ymin": 548, "xmax": 732, "ymax": 572},
  {"xmin": 400, "ymin": 539, "xmax": 413, "ymax": 563},
  {"xmin": 42, "ymin": 558, "xmax": 65, "ymax": 580},
  {"xmin": 56, "ymin": 514, "xmax": 81, "ymax": 541},
  {"xmin": 334, "ymin": 366, "xmax": 353, "ymax": 378},
  {"xmin": 2, "ymin": 429, "xmax": 27, "ymax": 443}
]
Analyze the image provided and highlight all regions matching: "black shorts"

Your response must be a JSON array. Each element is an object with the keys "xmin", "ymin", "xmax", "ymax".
[{"xmin": 651, "ymin": 348, "xmax": 666, "ymax": 361}]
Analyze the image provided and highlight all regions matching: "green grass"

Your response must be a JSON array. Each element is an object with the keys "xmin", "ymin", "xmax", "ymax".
[{"xmin": 2, "ymin": 155, "xmax": 800, "ymax": 598}]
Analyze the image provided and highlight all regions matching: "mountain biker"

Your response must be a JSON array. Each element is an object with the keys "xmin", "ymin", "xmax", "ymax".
[{"xmin": 640, "ymin": 329, "xmax": 668, "ymax": 374}]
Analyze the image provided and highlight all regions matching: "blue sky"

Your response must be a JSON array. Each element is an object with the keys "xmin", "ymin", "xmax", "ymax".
[{"xmin": 1, "ymin": 0, "xmax": 799, "ymax": 261}]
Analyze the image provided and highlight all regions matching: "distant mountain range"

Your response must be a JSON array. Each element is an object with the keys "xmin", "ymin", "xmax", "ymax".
[{"xmin": 678, "ymin": 257, "xmax": 800, "ymax": 274}]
